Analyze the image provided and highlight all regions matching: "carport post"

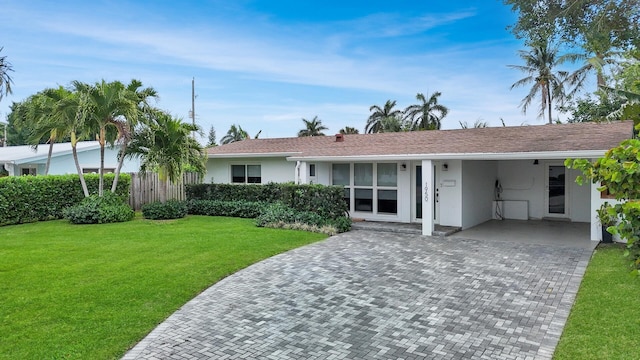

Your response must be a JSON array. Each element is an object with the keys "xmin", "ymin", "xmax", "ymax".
[{"xmin": 421, "ymin": 160, "xmax": 434, "ymax": 236}]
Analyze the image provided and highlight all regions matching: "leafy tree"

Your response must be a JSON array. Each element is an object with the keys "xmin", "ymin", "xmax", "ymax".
[
  {"xmin": 339, "ymin": 126, "xmax": 359, "ymax": 134},
  {"xmin": 5, "ymin": 102, "xmax": 33, "ymax": 145},
  {"xmin": 459, "ymin": 119, "xmax": 489, "ymax": 129},
  {"xmin": 504, "ymin": 0, "xmax": 640, "ymax": 49},
  {"xmin": 297, "ymin": 116, "xmax": 327, "ymax": 137},
  {"xmin": 379, "ymin": 115, "xmax": 411, "ymax": 132},
  {"xmin": 366, "ymin": 100, "xmax": 402, "ymax": 133},
  {"xmin": 404, "ymin": 92, "xmax": 449, "ymax": 130},
  {"xmin": 0, "ymin": 47, "xmax": 13, "ymax": 102},
  {"xmin": 562, "ymin": 94, "xmax": 624, "ymax": 123},
  {"xmin": 508, "ymin": 41, "xmax": 572, "ymax": 124},
  {"xmin": 207, "ymin": 125, "xmax": 217, "ymax": 146},
  {"xmin": 125, "ymin": 109, "xmax": 205, "ymax": 203},
  {"xmin": 221, "ymin": 124, "xmax": 249, "ymax": 144},
  {"xmin": 566, "ymin": 125, "xmax": 640, "ymax": 273}
]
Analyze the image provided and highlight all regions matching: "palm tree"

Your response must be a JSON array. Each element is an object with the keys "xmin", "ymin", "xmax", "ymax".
[
  {"xmin": 297, "ymin": 116, "xmax": 327, "ymax": 137},
  {"xmin": 459, "ymin": 119, "xmax": 489, "ymax": 129},
  {"xmin": 404, "ymin": 92, "xmax": 449, "ymax": 130},
  {"xmin": 125, "ymin": 109, "xmax": 205, "ymax": 203},
  {"xmin": 379, "ymin": 115, "xmax": 410, "ymax": 132},
  {"xmin": 0, "ymin": 47, "xmax": 13, "ymax": 102},
  {"xmin": 366, "ymin": 100, "xmax": 402, "ymax": 133},
  {"xmin": 509, "ymin": 41, "xmax": 572, "ymax": 124},
  {"xmin": 110, "ymin": 80, "xmax": 157, "ymax": 192},
  {"xmin": 221, "ymin": 124, "xmax": 249, "ymax": 144},
  {"xmin": 339, "ymin": 126, "xmax": 359, "ymax": 134},
  {"xmin": 73, "ymin": 80, "xmax": 151, "ymax": 196}
]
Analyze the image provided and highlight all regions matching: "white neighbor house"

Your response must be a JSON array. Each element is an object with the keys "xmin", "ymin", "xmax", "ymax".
[
  {"xmin": 206, "ymin": 121, "xmax": 632, "ymax": 241},
  {"xmin": 0, "ymin": 141, "xmax": 140, "ymax": 176}
]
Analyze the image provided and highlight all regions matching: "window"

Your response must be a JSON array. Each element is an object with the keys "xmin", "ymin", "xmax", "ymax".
[
  {"xmin": 332, "ymin": 162, "xmax": 398, "ymax": 216},
  {"xmin": 21, "ymin": 168, "xmax": 36, "ymax": 176},
  {"xmin": 231, "ymin": 165, "xmax": 261, "ymax": 184},
  {"xmin": 82, "ymin": 168, "xmax": 115, "ymax": 174},
  {"xmin": 309, "ymin": 164, "xmax": 316, "ymax": 177},
  {"xmin": 332, "ymin": 164, "xmax": 349, "ymax": 185}
]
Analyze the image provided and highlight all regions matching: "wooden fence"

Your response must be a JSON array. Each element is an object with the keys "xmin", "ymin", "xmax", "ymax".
[{"xmin": 128, "ymin": 172, "xmax": 202, "ymax": 210}]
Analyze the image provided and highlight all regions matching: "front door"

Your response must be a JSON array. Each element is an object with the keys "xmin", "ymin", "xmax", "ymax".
[{"xmin": 545, "ymin": 163, "xmax": 569, "ymax": 218}]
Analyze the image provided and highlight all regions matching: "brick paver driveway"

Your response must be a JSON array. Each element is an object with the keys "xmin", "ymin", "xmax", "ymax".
[{"xmin": 123, "ymin": 230, "xmax": 591, "ymax": 360}]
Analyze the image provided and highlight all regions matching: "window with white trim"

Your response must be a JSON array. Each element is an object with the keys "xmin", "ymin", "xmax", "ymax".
[
  {"xmin": 331, "ymin": 163, "xmax": 398, "ymax": 215},
  {"xmin": 20, "ymin": 167, "xmax": 36, "ymax": 176},
  {"xmin": 82, "ymin": 168, "xmax": 115, "ymax": 174},
  {"xmin": 231, "ymin": 164, "xmax": 261, "ymax": 184}
]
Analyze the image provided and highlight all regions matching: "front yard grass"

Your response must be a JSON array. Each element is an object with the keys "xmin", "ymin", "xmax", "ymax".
[
  {"xmin": 554, "ymin": 244, "xmax": 640, "ymax": 359},
  {"xmin": 0, "ymin": 216, "xmax": 326, "ymax": 359}
]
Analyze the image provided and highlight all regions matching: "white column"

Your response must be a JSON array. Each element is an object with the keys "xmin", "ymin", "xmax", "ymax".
[
  {"xmin": 422, "ymin": 160, "xmax": 434, "ymax": 236},
  {"xmin": 297, "ymin": 161, "xmax": 308, "ymax": 184}
]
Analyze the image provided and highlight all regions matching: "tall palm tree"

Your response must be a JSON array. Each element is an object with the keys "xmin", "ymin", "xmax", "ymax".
[
  {"xmin": 366, "ymin": 100, "xmax": 402, "ymax": 133},
  {"xmin": 0, "ymin": 47, "xmax": 13, "ymax": 102},
  {"xmin": 110, "ymin": 80, "xmax": 157, "ymax": 192},
  {"xmin": 404, "ymin": 92, "xmax": 449, "ymax": 130},
  {"xmin": 125, "ymin": 110, "xmax": 205, "ymax": 203},
  {"xmin": 221, "ymin": 124, "xmax": 249, "ymax": 144},
  {"xmin": 339, "ymin": 126, "xmax": 359, "ymax": 134},
  {"xmin": 73, "ymin": 80, "xmax": 147, "ymax": 196},
  {"xmin": 509, "ymin": 41, "xmax": 572, "ymax": 124},
  {"xmin": 297, "ymin": 116, "xmax": 327, "ymax": 137}
]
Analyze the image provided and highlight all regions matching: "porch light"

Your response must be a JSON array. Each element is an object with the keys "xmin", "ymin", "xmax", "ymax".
[{"xmin": 533, "ymin": 160, "xmax": 539, "ymax": 165}]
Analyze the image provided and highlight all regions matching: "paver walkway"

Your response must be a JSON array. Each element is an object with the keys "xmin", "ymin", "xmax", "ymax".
[{"xmin": 123, "ymin": 231, "xmax": 592, "ymax": 360}]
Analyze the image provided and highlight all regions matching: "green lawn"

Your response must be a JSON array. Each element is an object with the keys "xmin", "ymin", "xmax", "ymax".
[
  {"xmin": 0, "ymin": 216, "xmax": 326, "ymax": 360},
  {"xmin": 554, "ymin": 244, "xmax": 640, "ymax": 359}
]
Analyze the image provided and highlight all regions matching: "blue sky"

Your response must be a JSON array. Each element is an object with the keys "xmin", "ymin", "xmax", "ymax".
[{"xmin": 1, "ymin": 0, "xmax": 573, "ymax": 140}]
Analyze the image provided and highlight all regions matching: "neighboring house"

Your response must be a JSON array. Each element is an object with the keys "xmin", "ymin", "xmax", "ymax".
[
  {"xmin": 206, "ymin": 121, "xmax": 633, "ymax": 241},
  {"xmin": 0, "ymin": 141, "xmax": 140, "ymax": 176}
]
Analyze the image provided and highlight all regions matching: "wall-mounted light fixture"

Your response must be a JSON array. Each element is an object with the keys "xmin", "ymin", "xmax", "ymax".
[
  {"xmin": 442, "ymin": 163, "xmax": 449, "ymax": 171},
  {"xmin": 400, "ymin": 163, "xmax": 407, "ymax": 171},
  {"xmin": 533, "ymin": 159, "xmax": 539, "ymax": 165}
]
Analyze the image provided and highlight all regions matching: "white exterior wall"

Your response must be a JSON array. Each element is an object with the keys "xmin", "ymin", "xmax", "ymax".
[
  {"xmin": 437, "ymin": 160, "xmax": 462, "ymax": 227},
  {"xmin": 205, "ymin": 157, "xmax": 295, "ymax": 184},
  {"xmin": 497, "ymin": 159, "xmax": 589, "ymax": 222},
  {"xmin": 461, "ymin": 160, "xmax": 498, "ymax": 229},
  {"xmin": 9, "ymin": 147, "xmax": 140, "ymax": 175}
]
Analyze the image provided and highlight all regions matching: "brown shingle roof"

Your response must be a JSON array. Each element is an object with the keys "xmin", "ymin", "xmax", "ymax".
[{"xmin": 208, "ymin": 121, "xmax": 633, "ymax": 159}]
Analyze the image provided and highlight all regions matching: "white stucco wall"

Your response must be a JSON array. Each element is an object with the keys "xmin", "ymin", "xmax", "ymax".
[
  {"xmin": 461, "ymin": 160, "xmax": 498, "ymax": 229},
  {"xmin": 437, "ymin": 160, "xmax": 462, "ymax": 227},
  {"xmin": 497, "ymin": 159, "xmax": 589, "ymax": 222},
  {"xmin": 11, "ymin": 147, "xmax": 140, "ymax": 175},
  {"xmin": 205, "ymin": 157, "xmax": 295, "ymax": 184}
]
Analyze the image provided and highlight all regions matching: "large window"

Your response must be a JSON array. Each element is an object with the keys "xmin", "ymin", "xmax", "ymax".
[
  {"xmin": 231, "ymin": 164, "xmax": 261, "ymax": 184},
  {"xmin": 331, "ymin": 163, "xmax": 398, "ymax": 215}
]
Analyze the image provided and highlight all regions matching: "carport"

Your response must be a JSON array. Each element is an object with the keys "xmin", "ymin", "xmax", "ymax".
[{"xmin": 452, "ymin": 219, "xmax": 596, "ymax": 250}]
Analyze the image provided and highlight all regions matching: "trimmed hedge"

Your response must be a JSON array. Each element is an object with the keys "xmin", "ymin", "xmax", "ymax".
[
  {"xmin": 186, "ymin": 183, "xmax": 348, "ymax": 220},
  {"xmin": 187, "ymin": 200, "xmax": 268, "ymax": 219},
  {"xmin": 0, "ymin": 174, "xmax": 131, "ymax": 226},
  {"xmin": 142, "ymin": 201, "xmax": 188, "ymax": 220}
]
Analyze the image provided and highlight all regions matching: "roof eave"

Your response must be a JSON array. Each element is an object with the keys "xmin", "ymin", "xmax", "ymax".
[
  {"xmin": 287, "ymin": 150, "xmax": 608, "ymax": 162},
  {"xmin": 208, "ymin": 152, "xmax": 301, "ymax": 158}
]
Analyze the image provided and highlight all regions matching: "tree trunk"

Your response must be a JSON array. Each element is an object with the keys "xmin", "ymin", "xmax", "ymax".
[
  {"xmin": 98, "ymin": 127, "xmax": 105, "ymax": 197},
  {"xmin": 111, "ymin": 142, "xmax": 127, "ymax": 193},
  {"xmin": 547, "ymin": 85, "xmax": 553, "ymax": 124},
  {"xmin": 45, "ymin": 141, "xmax": 54, "ymax": 175},
  {"xmin": 70, "ymin": 132, "xmax": 89, "ymax": 197},
  {"xmin": 158, "ymin": 167, "xmax": 167, "ymax": 203}
]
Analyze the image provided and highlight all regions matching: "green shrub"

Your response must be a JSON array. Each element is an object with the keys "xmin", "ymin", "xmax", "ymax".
[
  {"xmin": 256, "ymin": 202, "xmax": 351, "ymax": 233},
  {"xmin": 63, "ymin": 193, "xmax": 134, "ymax": 224},
  {"xmin": 187, "ymin": 200, "xmax": 267, "ymax": 218},
  {"xmin": 0, "ymin": 174, "xmax": 130, "ymax": 226},
  {"xmin": 142, "ymin": 201, "xmax": 188, "ymax": 220},
  {"xmin": 185, "ymin": 183, "xmax": 347, "ymax": 220}
]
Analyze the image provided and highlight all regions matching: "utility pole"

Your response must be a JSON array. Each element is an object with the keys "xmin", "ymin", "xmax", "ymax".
[{"xmin": 190, "ymin": 77, "xmax": 196, "ymax": 138}]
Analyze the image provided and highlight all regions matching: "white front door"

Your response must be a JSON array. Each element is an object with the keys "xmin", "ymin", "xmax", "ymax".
[{"xmin": 544, "ymin": 162, "xmax": 569, "ymax": 218}]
